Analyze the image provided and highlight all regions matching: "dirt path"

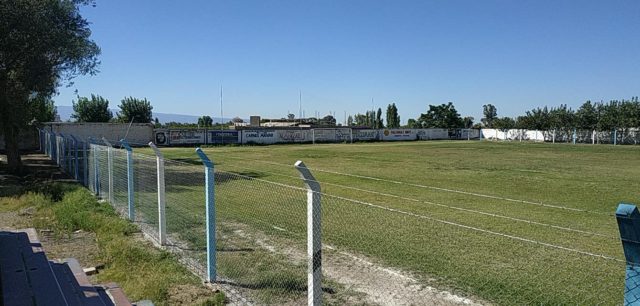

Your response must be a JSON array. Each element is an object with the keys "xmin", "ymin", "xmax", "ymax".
[{"xmin": 225, "ymin": 221, "xmax": 484, "ymax": 306}]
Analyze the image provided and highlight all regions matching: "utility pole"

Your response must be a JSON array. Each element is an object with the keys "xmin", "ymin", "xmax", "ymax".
[{"xmin": 220, "ymin": 85, "xmax": 224, "ymax": 145}]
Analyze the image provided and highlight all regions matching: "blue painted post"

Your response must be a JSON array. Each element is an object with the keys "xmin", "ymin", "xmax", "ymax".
[
  {"xmin": 69, "ymin": 135, "xmax": 79, "ymax": 180},
  {"xmin": 44, "ymin": 131, "xmax": 49, "ymax": 157},
  {"xmin": 59, "ymin": 134, "xmax": 66, "ymax": 169},
  {"xmin": 121, "ymin": 139, "xmax": 135, "ymax": 221},
  {"xmin": 572, "ymin": 129, "xmax": 577, "ymax": 145},
  {"xmin": 68, "ymin": 137, "xmax": 73, "ymax": 173},
  {"xmin": 196, "ymin": 147, "xmax": 216, "ymax": 283},
  {"xmin": 616, "ymin": 203, "xmax": 640, "ymax": 305},
  {"xmin": 50, "ymin": 132, "xmax": 56, "ymax": 161},
  {"xmin": 614, "ymin": 130, "xmax": 618, "ymax": 146},
  {"xmin": 38, "ymin": 129, "xmax": 43, "ymax": 153}
]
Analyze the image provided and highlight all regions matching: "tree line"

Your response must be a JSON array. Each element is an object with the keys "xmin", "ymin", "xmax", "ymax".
[
  {"xmin": 480, "ymin": 97, "xmax": 640, "ymax": 133},
  {"xmin": 71, "ymin": 94, "xmax": 154, "ymax": 124},
  {"xmin": 346, "ymin": 98, "xmax": 640, "ymax": 132}
]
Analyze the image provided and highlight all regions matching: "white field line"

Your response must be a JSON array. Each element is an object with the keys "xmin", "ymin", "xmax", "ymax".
[
  {"xmin": 318, "ymin": 192, "xmax": 623, "ymax": 262},
  {"xmin": 215, "ymin": 166, "xmax": 622, "ymax": 262},
  {"xmin": 221, "ymin": 156, "xmax": 610, "ymax": 216},
  {"xmin": 219, "ymin": 163, "xmax": 614, "ymax": 238}
]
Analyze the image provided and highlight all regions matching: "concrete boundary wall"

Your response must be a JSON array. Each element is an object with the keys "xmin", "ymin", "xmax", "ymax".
[
  {"xmin": 153, "ymin": 128, "xmax": 481, "ymax": 146},
  {"xmin": 43, "ymin": 122, "xmax": 154, "ymax": 146}
]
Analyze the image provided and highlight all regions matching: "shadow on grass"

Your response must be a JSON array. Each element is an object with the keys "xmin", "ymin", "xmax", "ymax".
[{"xmin": 217, "ymin": 280, "xmax": 336, "ymax": 294}]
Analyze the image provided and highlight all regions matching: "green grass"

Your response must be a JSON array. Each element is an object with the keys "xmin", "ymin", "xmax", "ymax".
[
  {"xmin": 129, "ymin": 141, "xmax": 639, "ymax": 305},
  {"xmin": 3, "ymin": 182, "xmax": 225, "ymax": 306}
]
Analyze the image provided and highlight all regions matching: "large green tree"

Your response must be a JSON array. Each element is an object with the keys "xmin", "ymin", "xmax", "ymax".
[
  {"xmin": 376, "ymin": 108, "xmax": 383, "ymax": 128},
  {"xmin": 28, "ymin": 94, "xmax": 58, "ymax": 123},
  {"xmin": 481, "ymin": 104, "xmax": 497, "ymax": 128},
  {"xmin": 72, "ymin": 94, "xmax": 112, "ymax": 122},
  {"xmin": 198, "ymin": 115, "xmax": 213, "ymax": 127},
  {"xmin": 576, "ymin": 101, "xmax": 598, "ymax": 130},
  {"xmin": 463, "ymin": 116, "xmax": 474, "ymax": 129},
  {"xmin": 117, "ymin": 97, "xmax": 153, "ymax": 123},
  {"xmin": 385, "ymin": 103, "xmax": 401, "ymax": 128},
  {"xmin": 416, "ymin": 102, "xmax": 464, "ymax": 128},
  {"xmin": 0, "ymin": 0, "xmax": 100, "ymax": 173},
  {"xmin": 492, "ymin": 117, "xmax": 516, "ymax": 130}
]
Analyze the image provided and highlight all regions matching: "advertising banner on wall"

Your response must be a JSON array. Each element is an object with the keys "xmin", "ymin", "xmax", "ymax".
[
  {"xmin": 276, "ymin": 130, "xmax": 310, "ymax": 143},
  {"xmin": 415, "ymin": 129, "xmax": 448, "ymax": 140},
  {"xmin": 312, "ymin": 129, "xmax": 337, "ymax": 142},
  {"xmin": 312, "ymin": 128, "xmax": 351, "ymax": 142},
  {"xmin": 335, "ymin": 128, "xmax": 351, "ymax": 142},
  {"xmin": 168, "ymin": 129, "xmax": 206, "ymax": 145},
  {"xmin": 208, "ymin": 130, "xmax": 240, "ymax": 144},
  {"xmin": 352, "ymin": 129, "xmax": 379, "ymax": 141},
  {"xmin": 154, "ymin": 130, "xmax": 169, "ymax": 145},
  {"xmin": 381, "ymin": 129, "xmax": 416, "ymax": 141},
  {"xmin": 242, "ymin": 130, "xmax": 277, "ymax": 144}
]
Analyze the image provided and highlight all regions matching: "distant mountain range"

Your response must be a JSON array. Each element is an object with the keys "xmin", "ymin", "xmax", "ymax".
[{"xmin": 56, "ymin": 105, "xmax": 232, "ymax": 124}]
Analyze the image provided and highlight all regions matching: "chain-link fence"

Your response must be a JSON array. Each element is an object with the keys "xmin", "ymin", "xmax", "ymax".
[
  {"xmin": 481, "ymin": 128, "xmax": 640, "ymax": 145},
  {"xmin": 39, "ymin": 129, "xmax": 635, "ymax": 305}
]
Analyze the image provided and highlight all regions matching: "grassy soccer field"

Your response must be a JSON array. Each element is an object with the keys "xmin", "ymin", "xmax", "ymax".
[{"xmin": 134, "ymin": 141, "xmax": 639, "ymax": 305}]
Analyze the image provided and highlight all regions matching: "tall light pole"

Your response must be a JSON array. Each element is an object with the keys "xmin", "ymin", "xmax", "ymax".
[{"xmin": 220, "ymin": 85, "xmax": 224, "ymax": 145}]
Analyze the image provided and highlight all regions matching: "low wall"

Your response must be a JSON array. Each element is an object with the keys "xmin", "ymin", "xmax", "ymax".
[
  {"xmin": 154, "ymin": 128, "xmax": 481, "ymax": 146},
  {"xmin": 43, "ymin": 122, "xmax": 154, "ymax": 146},
  {"xmin": 0, "ymin": 128, "xmax": 39, "ymax": 151}
]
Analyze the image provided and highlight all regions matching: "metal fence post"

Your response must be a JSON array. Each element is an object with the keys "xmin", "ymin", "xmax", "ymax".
[
  {"xmin": 50, "ymin": 132, "xmax": 56, "ymax": 162},
  {"xmin": 65, "ymin": 135, "xmax": 72, "ymax": 173},
  {"xmin": 59, "ymin": 134, "xmax": 65, "ymax": 169},
  {"xmin": 83, "ymin": 140, "xmax": 88, "ymax": 186},
  {"xmin": 121, "ymin": 139, "xmax": 135, "ymax": 221},
  {"xmin": 38, "ymin": 129, "xmax": 43, "ymax": 153},
  {"xmin": 196, "ymin": 148, "xmax": 216, "ymax": 283},
  {"xmin": 295, "ymin": 161, "xmax": 322, "ymax": 306},
  {"xmin": 102, "ymin": 138, "xmax": 114, "ymax": 203},
  {"xmin": 616, "ymin": 203, "xmax": 640, "ymax": 305},
  {"xmin": 149, "ymin": 142, "xmax": 167, "ymax": 245},
  {"xmin": 69, "ymin": 135, "xmax": 79, "ymax": 180},
  {"xmin": 42, "ymin": 130, "xmax": 47, "ymax": 156},
  {"xmin": 89, "ymin": 137, "xmax": 100, "ymax": 196}
]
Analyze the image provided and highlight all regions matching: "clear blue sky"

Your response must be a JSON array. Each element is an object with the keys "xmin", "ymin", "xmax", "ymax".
[{"xmin": 56, "ymin": 0, "xmax": 640, "ymax": 124}]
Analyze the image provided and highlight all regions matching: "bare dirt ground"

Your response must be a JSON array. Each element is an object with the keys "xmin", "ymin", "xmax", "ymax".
[{"xmin": 224, "ymin": 221, "xmax": 485, "ymax": 306}]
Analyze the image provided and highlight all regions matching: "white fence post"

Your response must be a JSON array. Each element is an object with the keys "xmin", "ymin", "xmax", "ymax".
[
  {"xmin": 121, "ymin": 139, "xmax": 135, "ymax": 221},
  {"xmin": 196, "ymin": 148, "xmax": 216, "ymax": 283},
  {"xmin": 102, "ymin": 137, "xmax": 114, "ymax": 203},
  {"xmin": 149, "ymin": 142, "xmax": 167, "ymax": 245},
  {"xmin": 89, "ymin": 137, "xmax": 100, "ymax": 195},
  {"xmin": 295, "ymin": 161, "xmax": 322, "ymax": 306}
]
